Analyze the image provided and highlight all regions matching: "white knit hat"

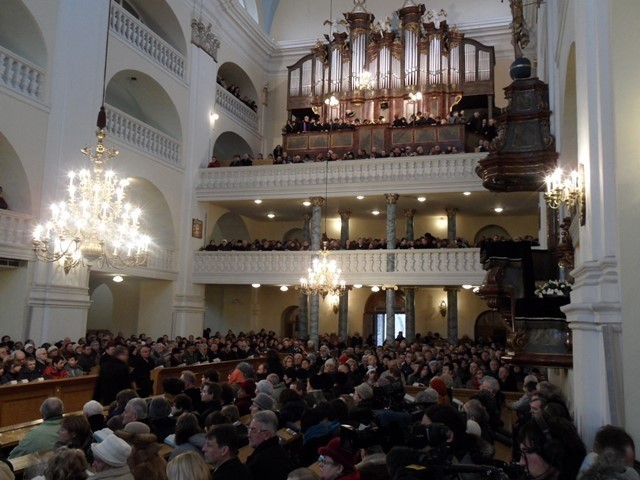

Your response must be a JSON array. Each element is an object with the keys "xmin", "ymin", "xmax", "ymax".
[
  {"xmin": 256, "ymin": 379, "xmax": 274, "ymax": 395},
  {"xmin": 91, "ymin": 434, "xmax": 132, "ymax": 467}
]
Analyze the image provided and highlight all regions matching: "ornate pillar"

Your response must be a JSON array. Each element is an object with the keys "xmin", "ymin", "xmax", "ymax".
[
  {"xmin": 445, "ymin": 287, "xmax": 459, "ymax": 344},
  {"xmin": 446, "ymin": 208, "xmax": 457, "ymax": 242},
  {"xmin": 302, "ymin": 213, "xmax": 311, "ymax": 244},
  {"xmin": 298, "ymin": 291, "xmax": 308, "ymax": 339},
  {"xmin": 405, "ymin": 287, "xmax": 416, "ymax": 342},
  {"xmin": 338, "ymin": 291, "xmax": 349, "ymax": 341},
  {"xmin": 309, "ymin": 197, "xmax": 324, "ymax": 347},
  {"xmin": 339, "ymin": 211, "xmax": 351, "ymax": 248},
  {"xmin": 385, "ymin": 194, "xmax": 399, "ymax": 343},
  {"xmin": 404, "ymin": 208, "xmax": 416, "ymax": 241}
]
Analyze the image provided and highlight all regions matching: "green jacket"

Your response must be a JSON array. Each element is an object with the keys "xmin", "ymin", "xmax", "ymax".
[{"xmin": 8, "ymin": 417, "xmax": 62, "ymax": 459}]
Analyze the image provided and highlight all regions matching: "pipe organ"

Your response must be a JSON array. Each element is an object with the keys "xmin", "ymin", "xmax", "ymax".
[{"xmin": 287, "ymin": 1, "xmax": 495, "ymax": 123}]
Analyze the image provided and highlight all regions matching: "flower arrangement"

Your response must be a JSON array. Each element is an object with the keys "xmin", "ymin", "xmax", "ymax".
[{"xmin": 535, "ymin": 279, "xmax": 572, "ymax": 298}]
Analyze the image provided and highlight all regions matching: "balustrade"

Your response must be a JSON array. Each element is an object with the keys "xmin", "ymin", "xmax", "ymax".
[
  {"xmin": 105, "ymin": 105, "xmax": 181, "ymax": 168},
  {"xmin": 0, "ymin": 210, "xmax": 34, "ymax": 260},
  {"xmin": 215, "ymin": 87, "xmax": 259, "ymax": 132},
  {"xmin": 0, "ymin": 45, "xmax": 44, "ymax": 102},
  {"xmin": 192, "ymin": 249, "xmax": 484, "ymax": 286},
  {"xmin": 109, "ymin": 1, "xmax": 186, "ymax": 80},
  {"xmin": 197, "ymin": 153, "xmax": 484, "ymax": 199}
]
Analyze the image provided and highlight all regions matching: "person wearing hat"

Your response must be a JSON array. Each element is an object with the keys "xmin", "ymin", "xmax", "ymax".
[
  {"xmin": 348, "ymin": 383, "xmax": 375, "ymax": 426},
  {"xmin": 250, "ymin": 393, "xmax": 275, "ymax": 415},
  {"xmin": 317, "ymin": 437, "xmax": 360, "ymax": 480},
  {"xmin": 91, "ymin": 434, "xmax": 135, "ymax": 479},
  {"xmin": 116, "ymin": 421, "xmax": 168, "ymax": 480}
]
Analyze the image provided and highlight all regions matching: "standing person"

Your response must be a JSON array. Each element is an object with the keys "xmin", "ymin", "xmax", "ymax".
[
  {"xmin": 130, "ymin": 346, "xmax": 154, "ymax": 398},
  {"xmin": 93, "ymin": 346, "xmax": 133, "ymax": 406},
  {"xmin": 246, "ymin": 411, "xmax": 294, "ymax": 480},
  {"xmin": 203, "ymin": 424, "xmax": 252, "ymax": 480}
]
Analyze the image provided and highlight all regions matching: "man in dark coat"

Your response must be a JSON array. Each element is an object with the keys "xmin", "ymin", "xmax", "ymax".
[
  {"xmin": 204, "ymin": 424, "xmax": 252, "ymax": 480},
  {"xmin": 93, "ymin": 345, "xmax": 133, "ymax": 405},
  {"xmin": 246, "ymin": 411, "xmax": 294, "ymax": 480},
  {"xmin": 130, "ymin": 345, "xmax": 154, "ymax": 397}
]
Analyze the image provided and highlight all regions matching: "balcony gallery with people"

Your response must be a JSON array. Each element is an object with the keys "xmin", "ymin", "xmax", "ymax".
[{"xmin": 0, "ymin": 0, "xmax": 638, "ymax": 465}]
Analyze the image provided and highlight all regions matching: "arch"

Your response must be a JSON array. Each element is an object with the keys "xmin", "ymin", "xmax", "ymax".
[
  {"xmin": 116, "ymin": 0, "xmax": 187, "ymax": 54},
  {"xmin": 87, "ymin": 283, "xmax": 115, "ymax": 332},
  {"xmin": 211, "ymin": 212, "xmax": 250, "ymax": 243},
  {"xmin": 218, "ymin": 62, "xmax": 259, "ymax": 108},
  {"xmin": 213, "ymin": 131, "xmax": 253, "ymax": 162},
  {"xmin": 106, "ymin": 70, "xmax": 182, "ymax": 141},
  {"xmin": 0, "ymin": 0, "xmax": 47, "ymax": 68},
  {"xmin": 474, "ymin": 310, "xmax": 507, "ymax": 345},
  {"xmin": 0, "ymin": 132, "xmax": 31, "ymax": 214},
  {"xmin": 473, "ymin": 224, "xmax": 511, "ymax": 245},
  {"xmin": 127, "ymin": 177, "xmax": 176, "ymax": 249},
  {"xmin": 283, "ymin": 228, "xmax": 304, "ymax": 242},
  {"xmin": 281, "ymin": 305, "xmax": 299, "ymax": 338},
  {"xmin": 362, "ymin": 290, "xmax": 405, "ymax": 340},
  {"xmin": 240, "ymin": 0, "xmax": 260, "ymax": 24}
]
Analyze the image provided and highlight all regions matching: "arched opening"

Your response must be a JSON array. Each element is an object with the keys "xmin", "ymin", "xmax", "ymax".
[
  {"xmin": 114, "ymin": 0, "xmax": 186, "ymax": 55},
  {"xmin": 283, "ymin": 228, "xmax": 304, "ymax": 242},
  {"xmin": 0, "ymin": 132, "xmax": 31, "ymax": 214},
  {"xmin": 474, "ymin": 310, "xmax": 508, "ymax": 345},
  {"xmin": 211, "ymin": 212, "xmax": 250, "ymax": 244},
  {"xmin": 473, "ymin": 224, "xmax": 511, "ymax": 245},
  {"xmin": 212, "ymin": 131, "xmax": 254, "ymax": 163},
  {"xmin": 218, "ymin": 62, "xmax": 259, "ymax": 111},
  {"xmin": 106, "ymin": 70, "xmax": 182, "ymax": 141},
  {"xmin": 0, "ymin": 0, "xmax": 47, "ymax": 68},
  {"xmin": 362, "ymin": 290, "xmax": 405, "ymax": 345},
  {"xmin": 87, "ymin": 283, "xmax": 115, "ymax": 333},
  {"xmin": 281, "ymin": 305, "xmax": 299, "ymax": 338}
]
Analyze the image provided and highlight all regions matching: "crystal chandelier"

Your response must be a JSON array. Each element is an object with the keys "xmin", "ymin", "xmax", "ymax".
[
  {"xmin": 33, "ymin": 112, "xmax": 150, "ymax": 274},
  {"xmin": 32, "ymin": 4, "xmax": 150, "ymax": 275},
  {"xmin": 298, "ymin": 244, "xmax": 346, "ymax": 298},
  {"xmin": 544, "ymin": 167, "xmax": 582, "ymax": 209}
]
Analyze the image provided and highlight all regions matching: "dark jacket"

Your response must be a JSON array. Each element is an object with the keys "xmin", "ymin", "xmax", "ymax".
[
  {"xmin": 213, "ymin": 456, "xmax": 253, "ymax": 480},
  {"xmin": 93, "ymin": 356, "xmax": 132, "ymax": 405},
  {"xmin": 246, "ymin": 435, "xmax": 294, "ymax": 480}
]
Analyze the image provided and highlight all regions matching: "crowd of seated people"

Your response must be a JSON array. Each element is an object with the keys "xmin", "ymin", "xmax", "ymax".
[
  {"xmin": 0, "ymin": 328, "xmax": 631, "ymax": 480},
  {"xmin": 217, "ymin": 76, "xmax": 258, "ymax": 112},
  {"xmin": 200, "ymin": 234, "xmax": 473, "ymax": 252}
]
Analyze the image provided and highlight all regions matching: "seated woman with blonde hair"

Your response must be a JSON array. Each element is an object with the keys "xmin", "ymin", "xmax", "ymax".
[{"xmin": 166, "ymin": 451, "xmax": 211, "ymax": 480}]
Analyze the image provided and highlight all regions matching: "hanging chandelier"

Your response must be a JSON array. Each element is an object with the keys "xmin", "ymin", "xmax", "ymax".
[
  {"xmin": 298, "ymin": 243, "xmax": 346, "ymax": 299},
  {"xmin": 32, "ymin": 1, "xmax": 150, "ymax": 274}
]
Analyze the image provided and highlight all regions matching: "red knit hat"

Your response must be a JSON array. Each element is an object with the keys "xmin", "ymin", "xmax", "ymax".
[
  {"xmin": 429, "ymin": 377, "xmax": 448, "ymax": 397},
  {"xmin": 318, "ymin": 437, "xmax": 357, "ymax": 471}
]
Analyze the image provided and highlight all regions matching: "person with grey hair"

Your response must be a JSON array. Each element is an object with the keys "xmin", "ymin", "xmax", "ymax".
[
  {"xmin": 122, "ymin": 398, "xmax": 148, "ymax": 427},
  {"xmin": 9, "ymin": 397, "xmax": 65, "ymax": 458},
  {"xmin": 246, "ymin": 410, "xmax": 294, "ymax": 480},
  {"xmin": 267, "ymin": 373, "xmax": 286, "ymax": 404}
]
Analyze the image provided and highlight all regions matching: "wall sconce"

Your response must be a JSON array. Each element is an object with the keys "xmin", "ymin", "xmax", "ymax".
[
  {"xmin": 439, "ymin": 300, "xmax": 447, "ymax": 317},
  {"xmin": 544, "ymin": 167, "xmax": 582, "ymax": 209}
]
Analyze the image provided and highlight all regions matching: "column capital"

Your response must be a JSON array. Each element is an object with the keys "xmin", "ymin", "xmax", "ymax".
[
  {"xmin": 310, "ymin": 197, "xmax": 325, "ymax": 207},
  {"xmin": 385, "ymin": 193, "xmax": 400, "ymax": 204},
  {"xmin": 404, "ymin": 208, "xmax": 416, "ymax": 218},
  {"xmin": 444, "ymin": 286, "xmax": 460, "ymax": 293},
  {"xmin": 445, "ymin": 208, "xmax": 458, "ymax": 217},
  {"xmin": 339, "ymin": 210, "xmax": 351, "ymax": 220}
]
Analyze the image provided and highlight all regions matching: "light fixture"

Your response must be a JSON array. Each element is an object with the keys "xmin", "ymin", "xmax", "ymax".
[
  {"xmin": 462, "ymin": 284, "xmax": 473, "ymax": 290},
  {"xmin": 356, "ymin": 195, "xmax": 365, "ymax": 200},
  {"xmin": 302, "ymin": 200, "xmax": 311, "ymax": 207},
  {"xmin": 32, "ymin": 14, "xmax": 150, "ymax": 274},
  {"xmin": 297, "ymin": 153, "xmax": 346, "ymax": 300},
  {"xmin": 251, "ymin": 283, "xmax": 261, "ymax": 288},
  {"xmin": 544, "ymin": 167, "xmax": 583, "ymax": 210},
  {"xmin": 327, "ymin": 293, "xmax": 340, "ymax": 314},
  {"xmin": 371, "ymin": 285, "xmax": 380, "ymax": 292},
  {"xmin": 494, "ymin": 207, "xmax": 504, "ymax": 213},
  {"xmin": 463, "ymin": 191, "xmax": 471, "ymax": 196},
  {"xmin": 371, "ymin": 210, "xmax": 380, "ymax": 216},
  {"xmin": 417, "ymin": 196, "xmax": 427, "ymax": 202},
  {"xmin": 353, "ymin": 284, "xmax": 362, "ymax": 289},
  {"xmin": 209, "ymin": 112, "xmax": 219, "ymax": 125},
  {"xmin": 112, "ymin": 275, "xmax": 124, "ymax": 283},
  {"xmin": 267, "ymin": 213, "xmax": 275, "ymax": 219},
  {"xmin": 254, "ymin": 199, "xmax": 263, "ymax": 204},
  {"xmin": 280, "ymin": 285, "xmax": 289, "ymax": 292},
  {"xmin": 439, "ymin": 300, "xmax": 447, "ymax": 317}
]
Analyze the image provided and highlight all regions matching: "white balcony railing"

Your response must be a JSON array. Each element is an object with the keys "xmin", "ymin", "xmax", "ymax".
[
  {"xmin": 147, "ymin": 247, "xmax": 175, "ymax": 272},
  {"xmin": 105, "ymin": 105, "xmax": 182, "ymax": 168},
  {"xmin": 215, "ymin": 87, "xmax": 259, "ymax": 132},
  {"xmin": 110, "ymin": 1, "xmax": 186, "ymax": 80},
  {"xmin": 0, "ymin": 44, "xmax": 44, "ymax": 102},
  {"xmin": 197, "ymin": 153, "xmax": 485, "ymax": 199},
  {"xmin": 0, "ymin": 210, "xmax": 34, "ymax": 261},
  {"xmin": 192, "ymin": 248, "xmax": 485, "ymax": 286}
]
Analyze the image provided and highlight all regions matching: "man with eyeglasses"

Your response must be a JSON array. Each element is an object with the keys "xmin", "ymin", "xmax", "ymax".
[{"xmin": 246, "ymin": 410, "xmax": 294, "ymax": 480}]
